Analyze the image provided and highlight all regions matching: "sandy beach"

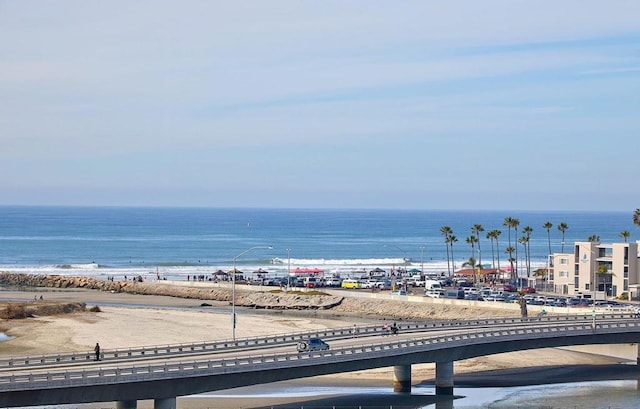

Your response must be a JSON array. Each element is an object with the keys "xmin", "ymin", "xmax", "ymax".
[{"xmin": 0, "ymin": 286, "xmax": 638, "ymax": 409}]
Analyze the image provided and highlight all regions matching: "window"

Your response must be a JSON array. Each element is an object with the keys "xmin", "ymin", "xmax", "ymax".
[{"xmin": 560, "ymin": 258, "xmax": 568, "ymax": 265}]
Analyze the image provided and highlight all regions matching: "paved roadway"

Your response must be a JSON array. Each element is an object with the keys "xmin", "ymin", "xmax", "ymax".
[{"xmin": 0, "ymin": 312, "xmax": 634, "ymax": 377}]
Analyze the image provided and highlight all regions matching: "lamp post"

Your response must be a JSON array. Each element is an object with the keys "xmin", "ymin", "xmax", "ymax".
[
  {"xmin": 232, "ymin": 245, "xmax": 273, "ymax": 341},
  {"xmin": 385, "ymin": 244, "xmax": 407, "ymax": 276},
  {"xmin": 420, "ymin": 246, "xmax": 425, "ymax": 276}
]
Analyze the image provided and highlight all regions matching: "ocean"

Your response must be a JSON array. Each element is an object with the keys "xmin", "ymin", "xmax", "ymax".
[
  {"xmin": 0, "ymin": 206, "xmax": 636, "ymax": 282},
  {"xmin": 1, "ymin": 205, "xmax": 639, "ymax": 408}
]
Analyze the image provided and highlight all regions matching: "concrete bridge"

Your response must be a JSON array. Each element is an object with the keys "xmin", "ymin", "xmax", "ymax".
[{"xmin": 1, "ymin": 314, "xmax": 639, "ymax": 408}]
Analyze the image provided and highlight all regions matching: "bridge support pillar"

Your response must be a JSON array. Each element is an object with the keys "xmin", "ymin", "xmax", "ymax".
[
  {"xmin": 435, "ymin": 361, "xmax": 454, "ymax": 395},
  {"xmin": 393, "ymin": 364, "xmax": 411, "ymax": 392},
  {"xmin": 154, "ymin": 397, "xmax": 176, "ymax": 409},
  {"xmin": 116, "ymin": 400, "xmax": 137, "ymax": 409}
]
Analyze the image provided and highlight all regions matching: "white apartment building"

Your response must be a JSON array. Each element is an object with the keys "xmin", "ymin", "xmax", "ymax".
[{"xmin": 551, "ymin": 241, "xmax": 639, "ymax": 300}]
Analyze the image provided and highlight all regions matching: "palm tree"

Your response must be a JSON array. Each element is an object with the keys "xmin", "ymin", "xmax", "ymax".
[
  {"xmin": 557, "ymin": 222, "xmax": 569, "ymax": 253},
  {"xmin": 472, "ymin": 224, "xmax": 484, "ymax": 274},
  {"xmin": 486, "ymin": 230, "xmax": 496, "ymax": 269},
  {"xmin": 511, "ymin": 218, "xmax": 520, "ymax": 279},
  {"xmin": 493, "ymin": 229, "xmax": 502, "ymax": 272},
  {"xmin": 543, "ymin": 221, "xmax": 553, "ymax": 255},
  {"xmin": 587, "ymin": 235, "xmax": 600, "ymax": 242},
  {"xmin": 522, "ymin": 226, "xmax": 533, "ymax": 278},
  {"xmin": 518, "ymin": 236, "xmax": 529, "ymax": 278},
  {"xmin": 634, "ymin": 209, "xmax": 640, "ymax": 227},
  {"xmin": 465, "ymin": 235, "xmax": 477, "ymax": 260},
  {"xmin": 440, "ymin": 226, "xmax": 453, "ymax": 276},
  {"xmin": 504, "ymin": 217, "xmax": 520, "ymax": 279},
  {"xmin": 504, "ymin": 246, "xmax": 516, "ymax": 282},
  {"xmin": 448, "ymin": 234, "xmax": 458, "ymax": 274},
  {"xmin": 620, "ymin": 230, "xmax": 630, "ymax": 243},
  {"xmin": 462, "ymin": 257, "xmax": 477, "ymax": 284},
  {"xmin": 503, "ymin": 217, "xmax": 515, "ymax": 280}
]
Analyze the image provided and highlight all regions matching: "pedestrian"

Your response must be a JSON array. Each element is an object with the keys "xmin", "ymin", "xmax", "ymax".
[{"xmin": 94, "ymin": 342, "xmax": 101, "ymax": 361}]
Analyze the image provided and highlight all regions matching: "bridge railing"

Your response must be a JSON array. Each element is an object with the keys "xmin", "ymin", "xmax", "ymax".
[
  {"xmin": 0, "ymin": 312, "xmax": 635, "ymax": 371},
  {"xmin": 1, "ymin": 318, "xmax": 639, "ymax": 392}
]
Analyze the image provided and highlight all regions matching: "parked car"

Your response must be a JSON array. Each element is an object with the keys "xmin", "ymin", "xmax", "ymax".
[
  {"xmin": 424, "ymin": 289, "xmax": 444, "ymax": 298},
  {"xmin": 444, "ymin": 289, "xmax": 466, "ymax": 299},
  {"xmin": 296, "ymin": 337, "xmax": 330, "ymax": 352},
  {"xmin": 324, "ymin": 277, "xmax": 342, "ymax": 287},
  {"xmin": 521, "ymin": 286, "xmax": 536, "ymax": 294},
  {"xmin": 391, "ymin": 289, "xmax": 408, "ymax": 296},
  {"xmin": 502, "ymin": 283, "xmax": 517, "ymax": 292},
  {"xmin": 485, "ymin": 295, "xmax": 506, "ymax": 302}
]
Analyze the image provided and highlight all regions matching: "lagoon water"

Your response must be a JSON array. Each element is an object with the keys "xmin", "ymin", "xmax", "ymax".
[
  {"xmin": 1, "ymin": 206, "xmax": 639, "ymax": 408},
  {"xmin": 38, "ymin": 381, "xmax": 640, "ymax": 408}
]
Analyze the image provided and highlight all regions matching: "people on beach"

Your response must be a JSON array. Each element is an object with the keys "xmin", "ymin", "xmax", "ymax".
[{"xmin": 94, "ymin": 342, "xmax": 101, "ymax": 361}]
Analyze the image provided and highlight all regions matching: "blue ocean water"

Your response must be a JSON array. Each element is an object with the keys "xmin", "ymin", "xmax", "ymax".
[{"xmin": 0, "ymin": 206, "xmax": 636, "ymax": 281}]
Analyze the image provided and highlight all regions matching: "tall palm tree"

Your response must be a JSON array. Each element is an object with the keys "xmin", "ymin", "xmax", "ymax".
[
  {"xmin": 511, "ymin": 218, "xmax": 520, "ymax": 279},
  {"xmin": 557, "ymin": 222, "xmax": 569, "ymax": 253},
  {"xmin": 448, "ymin": 234, "xmax": 458, "ymax": 274},
  {"xmin": 522, "ymin": 226, "xmax": 533, "ymax": 278},
  {"xmin": 543, "ymin": 221, "xmax": 553, "ymax": 255},
  {"xmin": 620, "ymin": 230, "xmax": 630, "ymax": 243},
  {"xmin": 472, "ymin": 224, "xmax": 484, "ymax": 274},
  {"xmin": 588, "ymin": 235, "xmax": 600, "ymax": 242},
  {"xmin": 633, "ymin": 209, "xmax": 640, "ymax": 227},
  {"xmin": 440, "ymin": 226, "xmax": 453, "ymax": 276},
  {"xmin": 486, "ymin": 230, "xmax": 496, "ymax": 269},
  {"xmin": 493, "ymin": 229, "xmax": 502, "ymax": 272},
  {"xmin": 503, "ymin": 217, "xmax": 515, "ymax": 280}
]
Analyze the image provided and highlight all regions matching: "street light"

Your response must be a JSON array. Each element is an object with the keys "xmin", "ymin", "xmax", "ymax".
[
  {"xmin": 385, "ymin": 244, "xmax": 407, "ymax": 276},
  {"xmin": 232, "ymin": 245, "xmax": 273, "ymax": 340},
  {"xmin": 420, "ymin": 246, "xmax": 425, "ymax": 276}
]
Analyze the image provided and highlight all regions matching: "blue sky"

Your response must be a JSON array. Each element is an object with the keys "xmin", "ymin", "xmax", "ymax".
[{"xmin": 1, "ymin": 1, "xmax": 639, "ymax": 211}]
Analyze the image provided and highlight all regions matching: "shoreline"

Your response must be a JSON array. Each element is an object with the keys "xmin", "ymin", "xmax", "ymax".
[{"xmin": 1, "ymin": 285, "xmax": 639, "ymax": 408}]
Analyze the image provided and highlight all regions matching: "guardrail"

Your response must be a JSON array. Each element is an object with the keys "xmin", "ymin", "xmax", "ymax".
[
  {"xmin": 0, "ymin": 313, "xmax": 635, "ymax": 371},
  {"xmin": 1, "ymin": 319, "xmax": 639, "ymax": 392}
]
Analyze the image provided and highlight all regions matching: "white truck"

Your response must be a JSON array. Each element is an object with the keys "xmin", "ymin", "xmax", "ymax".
[
  {"xmin": 405, "ymin": 275, "xmax": 425, "ymax": 287},
  {"xmin": 423, "ymin": 279, "xmax": 442, "ymax": 292}
]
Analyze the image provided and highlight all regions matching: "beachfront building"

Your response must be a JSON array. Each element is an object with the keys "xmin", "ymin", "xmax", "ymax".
[{"xmin": 550, "ymin": 241, "xmax": 639, "ymax": 300}]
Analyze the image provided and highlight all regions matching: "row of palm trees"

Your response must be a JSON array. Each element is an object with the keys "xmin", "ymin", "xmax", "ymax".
[
  {"xmin": 440, "ymin": 218, "xmax": 570, "ymax": 281},
  {"xmin": 439, "ymin": 209, "xmax": 640, "ymax": 282}
]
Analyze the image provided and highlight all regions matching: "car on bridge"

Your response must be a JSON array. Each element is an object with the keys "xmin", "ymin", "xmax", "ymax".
[{"xmin": 296, "ymin": 337, "xmax": 330, "ymax": 352}]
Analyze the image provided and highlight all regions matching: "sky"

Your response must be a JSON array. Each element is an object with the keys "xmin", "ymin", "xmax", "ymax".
[{"xmin": 1, "ymin": 1, "xmax": 639, "ymax": 211}]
